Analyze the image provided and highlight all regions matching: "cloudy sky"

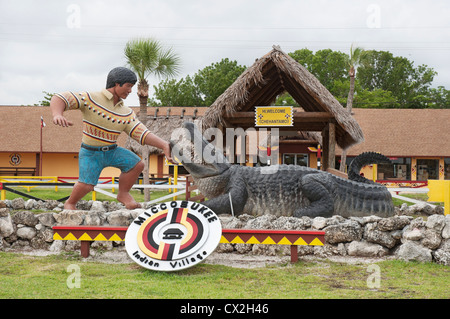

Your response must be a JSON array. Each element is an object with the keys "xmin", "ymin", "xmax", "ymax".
[{"xmin": 1, "ymin": 0, "xmax": 449, "ymax": 106}]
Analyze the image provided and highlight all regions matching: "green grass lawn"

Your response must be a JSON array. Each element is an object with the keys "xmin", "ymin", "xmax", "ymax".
[
  {"xmin": 2, "ymin": 187, "xmax": 174, "ymax": 204},
  {"xmin": 1, "ymin": 187, "xmax": 448, "ymax": 301},
  {"xmin": 0, "ymin": 252, "xmax": 448, "ymax": 299}
]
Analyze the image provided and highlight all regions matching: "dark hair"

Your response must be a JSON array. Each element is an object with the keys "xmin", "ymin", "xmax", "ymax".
[{"xmin": 106, "ymin": 67, "xmax": 137, "ymax": 89}]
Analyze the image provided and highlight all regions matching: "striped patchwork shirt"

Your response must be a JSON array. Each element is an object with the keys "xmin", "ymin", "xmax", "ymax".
[{"xmin": 54, "ymin": 89, "xmax": 150, "ymax": 147}]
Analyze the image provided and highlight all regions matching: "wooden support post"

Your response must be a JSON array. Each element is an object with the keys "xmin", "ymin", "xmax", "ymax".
[
  {"xmin": 321, "ymin": 127, "xmax": 327, "ymax": 171},
  {"xmin": 321, "ymin": 126, "xmax": 329, "ymax": 171},
  {"xmin": 290, "ymin": 245, "xmax": 298, "ymax": 263},
  {"xmin": 80, "ymin": 241, "xmax": 91, "ymax": 258},
  {"xmin": 328, "ymin": 121, "xmax": 336, "ymax": 170}
]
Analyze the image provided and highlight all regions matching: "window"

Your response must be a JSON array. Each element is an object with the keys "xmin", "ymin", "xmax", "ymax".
[
  {"xmin": 377, "ymin": 158, "xmax": 411, "ymax": 180},
  {"xmin": 283, "ymin": 154, "xmax": 308, "ymax": 167},
  {"xmin": 416, "ymin": 159, "xmax": 439, "ymax": 180},
  {"xmin": 445, "ymin": 158, "xmax": 450, "ymax": 180}
]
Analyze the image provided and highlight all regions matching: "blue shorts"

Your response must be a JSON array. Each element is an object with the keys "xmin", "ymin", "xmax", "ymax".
[{"xmin": 78, "ymin": 144, "xmax": 141, "ymax": 185}]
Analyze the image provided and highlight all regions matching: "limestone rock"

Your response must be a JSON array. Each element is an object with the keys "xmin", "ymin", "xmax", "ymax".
[
  {"xmin": 37, "ymin": 213, "xmax": 56, "ymax": 227},
  {"xmin": 12, "ymin": 211, "xmax": 38, "ymax": 227},
  {"xmin": 377, "ymin": 216, "xmax": 411, "ymax": 231},
  {"xmin": 106, "ymin": 210, "xmax": 132, "ymax": 226},
  {"xmin": 403, "ymin": 228, "xmax": 424, "ymax": 241},
  {"xmin": 324, "ymin": 221, "xmax": 362, "ymax": 244},
  {"xmin": 396, "ymin": 241, "xmax": 432, "ymax": 263},
  {"xmin": 364, "ymin": 222, "xmax": 398, "ymax": 249},
  {"xmin": 90, "ymin": 201, "xmax": 106, "ymax": 212},
  {"xmin": 0, "ymin": 214, "xmax": 14, "ymax": 237},
  {"xmin": 53, "ymin": 210, "xmax": 85, "ymax": 225},
  {"xmin": 432, "ymin": 240, "xmax": 450, "ymax": 266},
  {"xmin": 442, "ymin": 216, "xmax": 450, "ymax": 239},
  {"xmin": 16, "ymin": 226, "xmax": 37, "ymax": 240},
  {"xmin": 421, "ymin": 229, "xmax": 442, "ymax": 250},
  {"xmin": 347, "ymin": 240, "xmax": 389, "ymax": 257},
  {"xmin": 425, "ymin": 214, "xmax": 446, "ymax": 233},
  {"xmin": 84, "ymin": 211, "xmax": 106, "ymax": 226},
  {"xmin": 312, "ymin": 217, "xmax": 327, "ymax": 230},
  {"xmin": 11, "ymin": 198, "xmax": 25, "ymax": 210}
]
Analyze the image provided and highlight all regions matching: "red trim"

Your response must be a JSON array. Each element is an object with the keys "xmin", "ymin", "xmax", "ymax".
[
  {"xmin": 53, "ymin": 226, "xmax": 325, "ymax": 235},
  {"xmin": 53, "ymin": 225, "xmax": 128, "ymax": 232},
  {"xmin": 222, "ymin": 229, "xmax": 325, "ymax": 235}
]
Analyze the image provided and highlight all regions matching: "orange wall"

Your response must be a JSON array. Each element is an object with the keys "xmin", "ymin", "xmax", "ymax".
[{"xmin": 0, "ymin": 152, "xmax": 36, "ymax": 168}]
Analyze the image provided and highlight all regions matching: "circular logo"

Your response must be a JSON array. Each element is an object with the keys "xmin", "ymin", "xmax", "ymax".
[
  {"xmin": 9, "ymin": 153, "xmax": 21, "ymax": 166},
  {"xmin": 125, "ymin": 200, "xmax": 222, "ymax": 271}
]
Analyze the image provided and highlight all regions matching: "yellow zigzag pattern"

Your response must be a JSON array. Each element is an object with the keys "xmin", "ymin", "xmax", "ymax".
[
  {"xmin": 53, "ymin": 232, "xmax": 125, "ymax": 241},
  {"xmin": 54, "ymin": 231, "xmax": 323, "ymax": 246},
  {"xmin": 220, "ymin": 235, "xmax": 323, "ymax": 246}
]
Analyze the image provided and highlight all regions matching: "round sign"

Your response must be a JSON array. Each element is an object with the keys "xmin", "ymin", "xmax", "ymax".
[{"xmin": 125, "ymin": 200, "xmax": 222, "ymax": 271}]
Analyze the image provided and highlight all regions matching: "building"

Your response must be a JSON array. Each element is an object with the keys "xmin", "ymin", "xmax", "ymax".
[
  {"xmin": 1, "ymin": 106, "xmax": 449, "ymax": 184},
  {"xmin": 341, "ymin": 108, "xmax": 450, "ymax": 185},
  {"xmin": 0, "ymin": 105, "xmax": 206, "ymax": 178}
]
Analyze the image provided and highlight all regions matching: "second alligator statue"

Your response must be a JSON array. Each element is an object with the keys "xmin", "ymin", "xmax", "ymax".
[{"xmin": 171, "ymin": 122, "xmax": 394, "ymax": 218}]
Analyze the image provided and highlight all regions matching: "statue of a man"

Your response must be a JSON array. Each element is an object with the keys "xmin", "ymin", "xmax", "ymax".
[{"xmin": 50, "ymin": 67, "xmax": 172, "ymax": 210}]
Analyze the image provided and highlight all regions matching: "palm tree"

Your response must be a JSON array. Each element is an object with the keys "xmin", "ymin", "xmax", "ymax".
[
  {"xmin": 340, "ymin": 44, "xmax": 367, "ymax": 172},
  {"xmin": 124, "ymin": 38, "xmax": 180, "ymax": 201},
  {"xmin": 345, "ymin": 44, "xmax": 367, "ymax": 113}
]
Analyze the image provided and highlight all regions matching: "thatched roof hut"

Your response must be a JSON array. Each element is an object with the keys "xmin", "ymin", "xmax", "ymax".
[{"xmin": 202, "ymin": 46, "xmax": 364, "ymax": 151}]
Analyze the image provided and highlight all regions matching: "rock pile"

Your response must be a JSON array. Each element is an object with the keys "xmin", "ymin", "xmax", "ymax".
[
  {"xmin": 218, "ymin": 213, "xmax": 450, "ymax": 265},
  {"xmin": 0, "ymin": 198, "xmax": 449, "ymax": 265}
]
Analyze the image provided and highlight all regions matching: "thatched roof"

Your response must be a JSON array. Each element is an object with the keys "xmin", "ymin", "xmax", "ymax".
[
  {"xmin": 202, "ymin": 46, "xmax": 364, "ymax": 150},
  {"xmin": 127, "ymin": 107, "xmax": 207, "ymax": 155}
]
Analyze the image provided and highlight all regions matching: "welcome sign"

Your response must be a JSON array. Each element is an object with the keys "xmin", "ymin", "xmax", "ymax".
[
  {"xmin": 125, "ymin": 200, "xmax": 222, "ymax": 271},
  {"xmin": 255, "ymin": 106, "xmax": 293, "ymax": 127}
]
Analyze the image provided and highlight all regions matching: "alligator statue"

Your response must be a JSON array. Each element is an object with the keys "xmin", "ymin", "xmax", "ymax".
[{"xmin": 170, "ymin": 122, "xmax": 394, "ymax": 218}]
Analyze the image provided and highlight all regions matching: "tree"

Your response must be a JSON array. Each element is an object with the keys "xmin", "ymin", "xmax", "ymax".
[
  {"xmin": 124, "ymin": 38, "xmax": 180, "ymax": 201},
  {"xmin": 356, "ymin": 50, "xmax": 437, "ymax": 107},
  {"xmin": 149, "ymin": 75, "xmax": 203, "ymax": 107},
  {"xmin": 345, "ymin": 45, "xmax": 368, "ymax": 113},
  {"xmin": 35, "ymin": 91, "xmax": 54, "ymax": 106},
  {"xmin": 289, "ymin": 48, "xmax": 349, "ymax": 98},
  {"xmin": 150, "ymin": 58, "xmax": 246, "ymax": 107},
  {"xmin": 194, "ymin": 58, "xmax": 247, "ymax": 106},
  {"xmin": 340, "ymin": 45, "xmax": 368, "ymax": 172},
  {"xmin": 289, "ymin": 48, "xmax": 443, "ymax": 109}
]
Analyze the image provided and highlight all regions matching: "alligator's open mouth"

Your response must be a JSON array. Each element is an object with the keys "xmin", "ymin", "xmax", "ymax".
[{"xmin": 170, "ymin": 122, "xmax": 231, "ymax": 179}]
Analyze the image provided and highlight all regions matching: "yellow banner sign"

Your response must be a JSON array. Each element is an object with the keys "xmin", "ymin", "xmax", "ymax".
[{"xmin": 255, "ymin": 106, "xmax": 293, "ymax": 127}]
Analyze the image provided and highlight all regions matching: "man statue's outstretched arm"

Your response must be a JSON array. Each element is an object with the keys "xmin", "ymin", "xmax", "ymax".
[{"xmin": 50, "ymin": 95, "xmax": 74, "ymax": 127}]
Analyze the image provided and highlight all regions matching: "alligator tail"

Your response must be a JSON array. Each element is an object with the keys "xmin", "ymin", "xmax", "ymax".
[
  {"xmin": 336, "ymin": 175, "xmax": 395, "ymax": 217},
  {"xmin": 348, "ymin": 152, "xmax": 391, "ymax": 184}
]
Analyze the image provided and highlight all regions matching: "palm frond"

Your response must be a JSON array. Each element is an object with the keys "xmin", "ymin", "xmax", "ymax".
[
  {"xmin": 124, "ymin": 38, "xmax": 180, "ymax": 81},
  {"xmin": 155, "ymin": 47, "xmax": 181, "ymax": 79}
]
